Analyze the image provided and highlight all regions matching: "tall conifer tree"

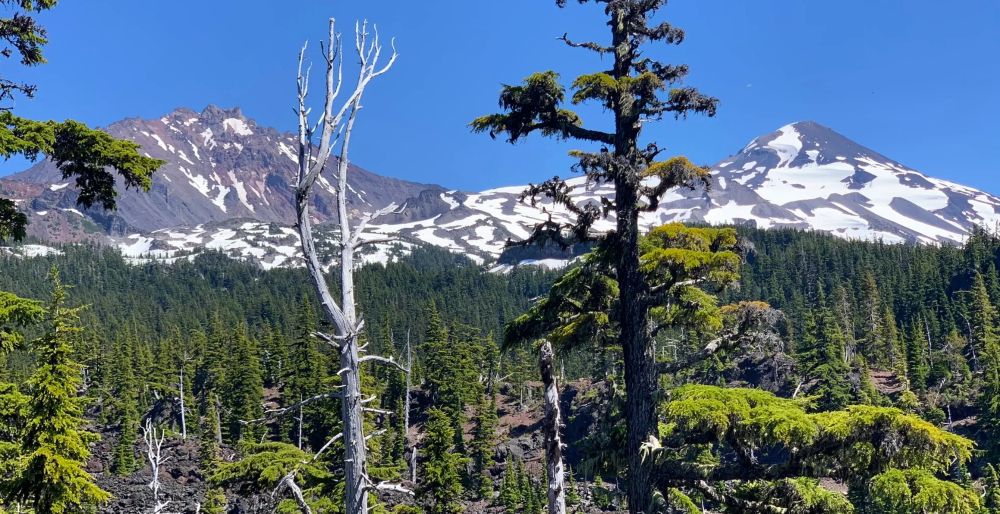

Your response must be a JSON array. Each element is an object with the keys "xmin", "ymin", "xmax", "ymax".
[
  {"xmin": 473, "ymin": 1, "xmax": 719, "ymax": 508},
  {"xmin": 6, "ymin": 267, "xmax": 110, "ymax": 513}
]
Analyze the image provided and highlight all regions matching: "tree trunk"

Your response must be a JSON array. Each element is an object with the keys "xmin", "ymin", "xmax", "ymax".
[
  {"xmin": 179, "ymin": 366, "xmax": 186, "ymax": 440},
  {"xmin": 610, "ymin": 4, "xmax": 655, "ymax": 511},
  {"xmin": 293, "ymin": 19, "xmax": 398, "ymax": 514},
  {"xmin": 540, "ymin": 341, "xmax": 566, "ymax": 514},
  {"xmin": 405, "ymin": 330, "xmax": 416, "ymax": 483}
]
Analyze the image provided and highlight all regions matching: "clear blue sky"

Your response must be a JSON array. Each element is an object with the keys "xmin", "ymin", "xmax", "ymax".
[{"xmin": 1, "ymin": 0, "xmax": 998, "ymax": 193}]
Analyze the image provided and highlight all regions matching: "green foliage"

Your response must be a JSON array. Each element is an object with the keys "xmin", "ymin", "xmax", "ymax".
[
  {"xmin": 731, "ymin": 478, "xmax": 854, "ymax": 514},
  {"xmin": 212, "ymin": 441, "xmax": 334, "ymax": 511},
  {"xmin": 797, "ymin": 307, "xmax": 853, "ymax": 410},
  {"xmin": 497, "ymin": 458, "xmax": 523, "ymax": 512},
  {"xmin": 470, "ymin": 394, "xmax": 498, "ymax": 498},
  {"xmin": 645, "ymin": 384, "xmax": 974, "ymax": 512},
  {"xmin": 984, "ymin": 463, "xmax": 1000, "ymax": 512},
  {"xmin": 4, "ymin": 267, "xmax": 110, "ymax": 513},
  {"xmin": 419, "ymin": 408, "xmax": 468, "ymax": 514},
  {"xmin": 470, "ymin": 71, "xmax": 588, "ymax": 143},
  {"xmin": 0, "ymin": 290, "xmax": 41, "ymax": 356},
  {"xmin": 0, "ymin": 0, "xmax": 57, "ymax": 109},
  {"xmin": 868, "ymin": 468, "xmax": 980, "ymax": 514},
  {"xmin": 905, "ymin": 321, "xmax": 930, "ymax": 392},
  {"xmin": 200, "ymin": 486, "xmax": 227, "ymax": 514},
  {"xmin": 505, "ymin": 223, "xmax": 741, "ymax": 356},
  {"xmin": 0, "ymin": 112, "xmax": 163, "ymax": 242}
]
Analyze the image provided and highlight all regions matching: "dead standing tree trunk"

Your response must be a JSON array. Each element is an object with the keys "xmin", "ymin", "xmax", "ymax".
[
  {"xmin": 141, "ymin": 419, "xmax": 171, "ymax": 514},
  {"xmin": 539, "ymin": 341, "xmax": 567, "ymax": 514},
  {"xmin": 293, "ymin": 18, "xmax": 407, "ymax": 514}
]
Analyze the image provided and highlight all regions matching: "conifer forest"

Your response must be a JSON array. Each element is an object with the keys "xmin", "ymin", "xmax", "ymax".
[{"xmin": 1, "ymin": 1, "xmax": 998, "ymax": 513}]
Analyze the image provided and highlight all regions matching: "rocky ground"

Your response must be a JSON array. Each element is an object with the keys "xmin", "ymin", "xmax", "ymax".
[{"xmin": 87, "ymin": 379, "xmax": 621, "ymax": 513}]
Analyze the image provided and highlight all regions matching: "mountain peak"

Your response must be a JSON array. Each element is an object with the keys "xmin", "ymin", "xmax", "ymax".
[{"xmin": 731, "ymin": 121, "xmax": 896, "ymax": 171}]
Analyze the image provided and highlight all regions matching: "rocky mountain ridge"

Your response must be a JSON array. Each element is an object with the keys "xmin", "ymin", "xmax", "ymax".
[{"xmin": 2, "ymin": 107, "xmax": 997, "ymax": 268}]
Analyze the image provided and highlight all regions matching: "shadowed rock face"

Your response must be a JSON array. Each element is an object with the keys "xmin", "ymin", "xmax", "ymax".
[{"xmin": 4, "ymin": 112, "xmax": 998, "ymax": 269}]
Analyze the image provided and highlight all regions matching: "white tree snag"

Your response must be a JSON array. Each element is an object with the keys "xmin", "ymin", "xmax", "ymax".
[
  {"xmin": 404, "ymin": 329, "xmax": 417, "ymax": 484},
  {"xmin": 294, "ymin": 18, "xmax": 397, "ymax": 514},
  {"xmin": 539, "ymin": 341, "xmax": 567, "ymax": 514},
  {"xmin": 178, "ymin": 352, "xmax": 189, "ymax": 440},
  {"xmin": 141, "ymin": 419, "xmax": 171, "ymax": 514}
]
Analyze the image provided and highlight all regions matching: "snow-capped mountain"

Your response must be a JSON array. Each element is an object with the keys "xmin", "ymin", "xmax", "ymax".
[
  {"xmin": 2, "ymin": 108, "xmax": 998, "ymax": 269},
  {"xmin": 0, "ymin": 105, "xmax": 440, "ymax": 241}
]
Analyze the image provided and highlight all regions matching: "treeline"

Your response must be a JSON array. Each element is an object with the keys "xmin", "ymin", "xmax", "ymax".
[
  {"xmin": 0, "ymin": 246, "xmax": 554, "ymax": 376},
  {"xmin": 728, "ymin": 226, "xmax": 1000, "ymax": 428},
  {"xmin": 7, "ymin": 227, "xmax": 1000, "ymax": 512}
]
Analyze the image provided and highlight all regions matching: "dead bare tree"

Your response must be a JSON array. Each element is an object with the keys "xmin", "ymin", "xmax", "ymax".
[
  {"xmin": 404, "ymin": 329, "xmax": 417, "ymax": 484},
  {"xmin": 539, "ymin": 341, "xmax": 566, "ymax": 514},
  {"xmin": 141, "ymin": 419, "xmax": 171, "ymax": 514},
  {"xmin": 293, "ymin": 17, "xmax": 408, "ymax": 514},
  {"xmin": 178, "ymin": 351, "xmax": 190, "ymax": 440}
]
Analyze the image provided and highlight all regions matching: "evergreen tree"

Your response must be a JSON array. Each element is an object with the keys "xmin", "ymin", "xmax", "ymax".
[
  {"xmin": 969, "ymin": 272, "xmax": 999, "ymax": 369},
  {"xmin": 565, "ymin": 466, "xmax": 580, "ymax": 508},
  {"xmin": 419, "ymin": 408, "xmax": 467, "ymax": 514},
  {"xmin": 222, "ymin": 324, "xmax": 264, "ymax": 443},
  {"xmin": 905, "ymin": 321, "xmax": 930, "ymax": 392},
  {"xmin": 201, "ymin": 487, "xmax": 227, "ymax": 514},
  {"xmin": 470, "ymin": 393, "xmax": 499, "ymax": 498},
  {"xmin": 199, "ymin": 394, "xmax": 222, "ymax": 471},
  {"xmin": 109, "ymin": 333, "xmax": 140, "ymax": 475},
  {"xmin": 797, "ymin": 304, "xmax": 853, "ymax": 410},
  {"xmin": 281, "ymin": 295, "xmax": 330, "ymax": 450},
  {"xmin": 645, "ymin": 385, "xmax": 977, "ymax": 512},
  {"xmin": 422, "ymin": 303, "xmax": 451, "ymax": 404},
  {"xmin": 972, "ymin": 272, "xmax": 1000, "ymax": 459},
  {"xmin": 498, "ymin": 459, "xmax": 522, "ymax": 513},
  {"xmin": 984, "ymin": 463, "xmax": 1000, "ymax": 513},
  {"xmin": 472, "ymin": 0, "xmax": 720, "ymax": 508},
  {"xmin": 5, "ymin": 267, "xmax": 110, "ymax": 513},
  {"xmin": 259, "ymin": 321, "xmax": 287, "ymax": 390}
]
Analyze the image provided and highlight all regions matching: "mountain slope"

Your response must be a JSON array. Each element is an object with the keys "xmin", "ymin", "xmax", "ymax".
[
  {"xmin": 0, "ymin": 106, "xmax": 440, "ymax": 240},
  {"xmin": 3, "ymin": 109, "xmax": 997, "ymax": 268},
  {"xmin": 363, "ymin": 121, "xmax": 1000, "ymax": 261}
]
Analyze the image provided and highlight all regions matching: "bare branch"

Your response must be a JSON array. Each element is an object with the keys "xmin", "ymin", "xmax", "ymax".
[
  {"xmin": 313, "ymin": 432, "xmax": 345, "ymax": 461},
  {"xmin": 241, "ymin": 391, "xmax": 342, "ymax": 425},
  {"xmin": 372, "ymin": 482, "xmax": 415, "ymax": 496},
  {"xmin": 358, "ymin": 354, "xmax": 409, "ymax": 373}
]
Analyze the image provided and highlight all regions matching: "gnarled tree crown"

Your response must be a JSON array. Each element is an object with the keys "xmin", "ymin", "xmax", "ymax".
[{"xmin": 471, "ymin": 0, "xmax": 717, "ymax": 254}]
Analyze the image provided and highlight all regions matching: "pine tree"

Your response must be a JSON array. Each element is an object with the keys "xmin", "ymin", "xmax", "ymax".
[
  {"xmin": 498, "ymin": 459, "xmax": 523, "ymax": 512},
  {"xmin": 470, "ymin": 393, "xmax": 499, "ymax": 498},
  {"xmin": 6, "ymin": 267, "xmax": 111, "ymax": 513},
  {"xmin": 797, "ymin": 305, "xmax": 853, "ymax": 411},
  {"xmin": 969, "ymin": 273, "xmax": 999, "ymax": 368},
  {"xmin": 281, "ymin": 295, "xmax": 329, "ymax": 450},
  {"xmin": 984, "ymin": 463, "xmax": 1000, "ymax": 513},
  {"xmin": 259, "ymin": 321, "xmax": 287, "ymax": 390},
  {"xmin": 110, "ymin": 332, "xmax": 140, "ymax": 475},
  {"xmin": 984, "ymin": 344, "xmax": 1000, "ymax": 459},
  {"xmin": 565, "ymin": 466, "xmax": 580, "ymax": 508},
  {"xmin": 199, "ymin": 394, "xmax": 222, "ymax": 471},
  {"xmin": 859, "ymin": 271, "xmax": 888, "ymax": 365},
  {"xmin": 419, "ymin": 408, "xmax": 467, "ymax": 514},
  {"xmin": 422, "ymin": 303, "xmax": 451, "ymax": 404},
  {"xmin": 905, "ymin": 321, "xmax": 930, "ymax": 392},
  {"xmin": 201, "ymin": 487, "xmax": 227, "ymax": 514},
  {"xmin": 222, "ymin": 324, "xmax": 264, "ymax": 443},
  {"xmin": 473, "ymin": 0, "xmax": 720, "ymax": 507}
]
